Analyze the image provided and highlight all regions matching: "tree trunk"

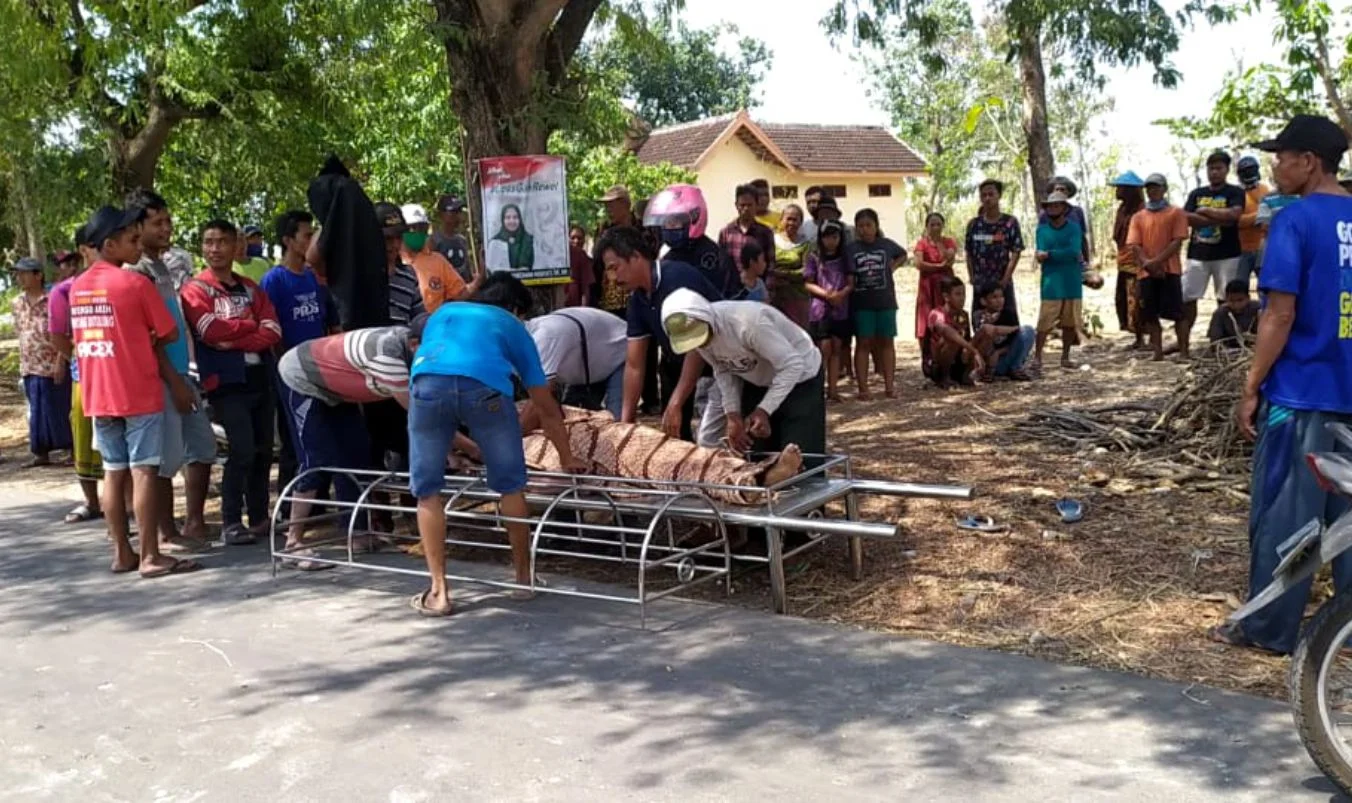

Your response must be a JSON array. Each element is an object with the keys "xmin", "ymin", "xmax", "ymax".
[
  {"xmin": 107, "ymin": 103, "xmax": 185, "ymax": 196},
  {"xmin": 10, "ymin": 162, "xmax": 44, "ymax": 263},
  {"xmin": 1314, "ymin": 30, "xmax": 1352, "ymax": 141},
  {"xmin": 431, "ymin": 0, "xmax": 602, "ymax": 265},
  {"xmin": 1017, "ymin": 25, "xmax": 1055, "ymax": 204}
]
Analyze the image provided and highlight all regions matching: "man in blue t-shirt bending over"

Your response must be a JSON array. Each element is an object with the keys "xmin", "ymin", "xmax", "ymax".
[
  {"xmin": 407, "ymin": 273, "xmax": 583, "ymax": 616},
  {"xmin": 1214, "ymin": 115, "xmax": 1352, "ymax": 654}
]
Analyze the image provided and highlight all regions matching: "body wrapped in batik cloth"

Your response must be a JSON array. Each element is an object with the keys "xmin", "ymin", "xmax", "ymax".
[{"xmin": 519, "ymin": 406, "xmax": 802, "ymax": 505}]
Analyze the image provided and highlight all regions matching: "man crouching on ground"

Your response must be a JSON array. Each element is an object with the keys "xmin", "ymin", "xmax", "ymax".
[{"xmin": 407, "ymin": 272, "xmax": 585, "ymax": 616}]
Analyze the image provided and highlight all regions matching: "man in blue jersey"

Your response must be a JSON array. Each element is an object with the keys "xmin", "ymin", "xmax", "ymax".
[
  {"xmin": 407, "ymin": 273, "xmax": 584, "ymax": 616},
  {"xmin": 1213, "ymin": 115, "xmax": 1352, "ymax": 653}
]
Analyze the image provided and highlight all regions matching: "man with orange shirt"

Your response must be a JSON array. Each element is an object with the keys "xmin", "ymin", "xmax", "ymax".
[
  {"xmin": 399, "ymin": 203, "xmax": 474, "ymax": 313},
  {"xmin": 70, "ymin": 206, "xmax": 202, "ymax": 578},
  {"xmin": 1127, "ymin": 174, "xmax": 1190, "ymax": 361},
  {"xmin": 1235, "ymin": 155, "xmax": 1271, "ymax": 290}
]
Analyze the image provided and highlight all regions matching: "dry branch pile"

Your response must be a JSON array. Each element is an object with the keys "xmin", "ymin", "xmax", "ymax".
[{"xmin": 1015, "ymin": 349, "xmax": 1253, "ymax": 494}]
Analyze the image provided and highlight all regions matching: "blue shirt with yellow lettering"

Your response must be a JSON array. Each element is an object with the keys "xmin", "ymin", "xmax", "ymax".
[{"xmin": 1259, "ymin": 193, "xmax": 1352, "ymax": 413}]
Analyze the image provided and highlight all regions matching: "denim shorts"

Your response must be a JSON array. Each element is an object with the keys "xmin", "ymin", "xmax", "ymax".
[
  {"xmin": 94, "ymin": 413, "xmax": 165, "ymax": 472},
  {"xmin": 408, "ymin": 374, "xmax": 527, "ymax": 499},
  {"xmin": 160, "ymin": 380, "xmax": 217, "ymax": 477}
]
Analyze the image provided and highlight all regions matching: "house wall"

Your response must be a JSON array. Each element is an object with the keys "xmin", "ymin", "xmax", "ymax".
[{"xmin": 692, "ymin": 135, "xmax": 917, "ymax": 246}]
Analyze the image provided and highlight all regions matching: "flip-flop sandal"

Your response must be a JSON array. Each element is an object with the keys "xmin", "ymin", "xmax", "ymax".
[
  {"xmin": 161, "ymin": 536, "xmax": 212, "ymax": 554},
  {"xmin": 19, "ymin": 456, "xmax": 51, "ymax": 469},
  {"xmin": 508, "ymin": 575, "xmax": 549, "ymax": 600},
  {"xmin": 409, "ymin": 590, "xmax": 454, "ymax": 617},
  {"xmin": 65, "ymin": 504, "xmax": 104, "ymax": 524},
  {"xmin": 110, "ymin": 554, "xmax": 140, "ymax": 574},
  {"xmin": 281, "ymin": 548, "xmax": 335, "ymax": 572},
  {"xmin": 139, "ymin": 558, "xmax": 203, "ymax": 579},
  {"xmin": 1056, "ymin": 499, "xmax": 1086, "ymax": 524},
  {"xmin": 955, "ymin": 514, "xmax": 1008, "ymax": 533},
  {"xmin": 222, "ymin": 526, "xmax": 257, "ymax": 546},
  {"xmin": 1206, "ymin": 622, "xmax": 1280, "ymax": 654}
]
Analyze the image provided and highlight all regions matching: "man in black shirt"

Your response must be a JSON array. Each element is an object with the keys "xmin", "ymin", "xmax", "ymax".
[
  {"xmin": 1181, "ymin": 151, "xmax": 1246, "ymax": 357},
  {"xmin": 430, "ymin": 193, "xmax": 472, "ymax": 283}
]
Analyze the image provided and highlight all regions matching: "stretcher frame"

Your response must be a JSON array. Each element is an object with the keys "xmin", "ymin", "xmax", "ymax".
[{"xmin": 268, "ymin": 453, "xmax": 973, "ymax": 625}]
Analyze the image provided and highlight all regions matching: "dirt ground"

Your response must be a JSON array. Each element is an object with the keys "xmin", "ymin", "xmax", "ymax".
[{"xmin": 0, "ymin": 265, "xmax": 1289, "ymax": 698}]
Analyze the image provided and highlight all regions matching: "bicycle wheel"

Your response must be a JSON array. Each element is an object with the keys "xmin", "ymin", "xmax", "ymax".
[{"xmin": 1292, "ymin": 589, "xmax": 1352, "ymax": 795}]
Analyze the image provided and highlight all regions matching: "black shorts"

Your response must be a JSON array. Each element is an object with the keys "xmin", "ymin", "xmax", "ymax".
[
  {"xmin": 809, "ymin": 318, "xmax": 853, "ymax": 342},
  {"xmin": 1138, "ymin": 274, "xmax": 1183, "ymax": 323}
]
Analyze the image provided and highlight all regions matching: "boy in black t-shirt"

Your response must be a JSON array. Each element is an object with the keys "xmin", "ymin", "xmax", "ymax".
[{"xmin": 1182, "ymin": 151, "xmax": 1246, "ymax": 341}]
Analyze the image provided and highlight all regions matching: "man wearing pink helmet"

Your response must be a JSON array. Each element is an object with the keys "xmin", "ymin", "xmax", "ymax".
[{"xmin": 644, "ymin": 184, "xmax": 727, "ymax": 294}]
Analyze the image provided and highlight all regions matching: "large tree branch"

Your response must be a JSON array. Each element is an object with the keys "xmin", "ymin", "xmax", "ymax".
[
  {"xmin": 545, "ymin": 0, "xmax": 605, "ymax": 88},
  {"xmin": 1313, "ymin": 29, "xmax": 1352, "ymax": 139}
]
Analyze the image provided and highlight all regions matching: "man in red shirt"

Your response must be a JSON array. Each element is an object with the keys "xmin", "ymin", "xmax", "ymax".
[
  {"xmin": 70, "ymin": 206, "xmax": 201, "ymax": 578},
  {"xmin": 180, "ymin": 219, "xmax": 282, "ymax": 546}
]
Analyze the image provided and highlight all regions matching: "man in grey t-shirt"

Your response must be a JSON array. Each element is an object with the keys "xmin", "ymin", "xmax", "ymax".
[{"xmin": 525, "ymin": 307, "xmax": 627, "ymax": 418}]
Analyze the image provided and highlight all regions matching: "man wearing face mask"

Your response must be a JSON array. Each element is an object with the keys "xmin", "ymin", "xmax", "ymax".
[
  {"xmin": 1235, "ymin": 155, "xmax": 1271, "ymax": 290},
  {"xmin": 400, "ymin": 202, "xmax": 472, "ymax": 314},
  {"xmin": 1127, "ymin": 174, "xmax": 1190, "ymax": 361},
  {"xmin": 234, "ymin": 225, "xmax": 273, "ymax": 283},
  {"xmin": 644, "ymin": 184, "xmax": 724, "ymax": 293}
]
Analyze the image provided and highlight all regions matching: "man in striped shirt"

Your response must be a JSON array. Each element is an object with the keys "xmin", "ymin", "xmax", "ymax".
[{"xmin": 374, "ymin": 202, "xmax": 426, "ymax": 325}]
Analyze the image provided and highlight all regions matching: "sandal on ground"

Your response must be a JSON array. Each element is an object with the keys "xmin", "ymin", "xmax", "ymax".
[
  {"xmin": 281, "ymin": 548, "xmax": 335, "ymax": 572},
  {"xmin": 509, "ymin": 575, "xmax": 548, "ymax": 600},
  {"xmin": 20, "ymin": 456, "xmax": 51, "ymax": 469},
  {"xmin": 409, "ymin": 590, "xmax": 454, "ymax": 617},
  {"xmin": 65, "ymin": 504, "xmax": 103, "ymax": 524},
  {"xmin": 955, "ymin": 514, "xmax": 1008, "ymax": 534},
  {"xmin": 1056, "ymin": 498, "xmax": 1086, "ymax": 524},
  {"xmin": 161, "ymin": 535, "xmax": 212, "ymax": 554},
  {"xmin": 222, "ymin": 524, "xmax": 257, "ymax": 546},
  {"xmin": 1010, "ymin": 369, "xmax": 1033, "ymax": 382},
  {"xmin": 139, "ymin": 557, "xmax": 203, "ymax": 579},
  {"xmin": 110, "ymin": 553, "xmax": 140, "ymax": 574},
  {"xmin": 1206, "ymin": 622, "xmax": 1281, "ymax": 654}
]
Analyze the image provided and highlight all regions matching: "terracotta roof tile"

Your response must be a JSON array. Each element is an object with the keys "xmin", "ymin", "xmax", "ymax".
[
  {"xmin": 632, "ymin": 114, "xmax": 738, "ymax": 169},
  {"xmin": 633, "ymin": 112, "xmax": 927, "ymax": 175},
  {"xmin": 758, "ymin": 123, "xmax": 926, "ymax": 174}
]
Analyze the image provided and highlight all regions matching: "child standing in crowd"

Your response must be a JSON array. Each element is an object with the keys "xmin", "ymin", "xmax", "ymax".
[
  {"xmin": 803, "ymin": 220, "xmax": 854, "ymax": 402},
  {"xmin": 1033, "ymin": 190, "xmax": 1086, "ymax": 371},
  {"xmin": 71, "ymin": 205, "xmax": 200, "ymax": 578},
  {"xmin": 846, "ymin": 208, "xmax": 905, "ymax": 400},
  {"xmin": 11, "ymin": 257, "xmax": 72, "ymax": 467},
  {"xmin": 734, "ymin": 241, "xmax": 769, "ymax": 302},
  {"xmin": 1208, "ymin": 279, "xmax": 1260, "ymax": 351},
  {"xmin": 912, "ymin": 212, "xmax": 957, "ymax": 378},
  {"xmin": 926, "ymin": 277, "xmax": 984, "ymax": 388},
  {"xmin": 973, "ymin": 283, "xmax": 1034, "ymax": 380},
  {"xmin": 181, "ymin": 219, "xmax": 282, "ymax": 546}
]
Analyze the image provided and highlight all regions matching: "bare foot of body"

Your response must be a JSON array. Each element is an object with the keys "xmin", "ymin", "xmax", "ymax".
[{"xmin": 763, "ymin": 444, "xmax": 804, "ymax": 486}]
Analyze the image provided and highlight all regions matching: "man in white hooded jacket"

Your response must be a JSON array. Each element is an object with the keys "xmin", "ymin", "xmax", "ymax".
[{"xmin": 661, "ymin": 288, "xmax": 825, "ymax": 460}]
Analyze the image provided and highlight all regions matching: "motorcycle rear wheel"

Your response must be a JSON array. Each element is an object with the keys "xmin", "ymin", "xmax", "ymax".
[{"xmin": 1293, "ymin": 589, "xmax": 1352, "ymax": 795}]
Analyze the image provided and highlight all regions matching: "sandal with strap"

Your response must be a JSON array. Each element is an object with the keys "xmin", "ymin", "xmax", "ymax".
[{"xmin": 65, "ymin": 504, "xmax": 103, "ymax": 524}]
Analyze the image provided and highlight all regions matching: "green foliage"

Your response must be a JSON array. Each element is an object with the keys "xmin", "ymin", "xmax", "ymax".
[
  {"xmin": 585, "ymin": 16, "xmax": 771, "ymax": 127},
  {"xmin": 551, "ymin": 142, "xmax": 695, "ymax": 230}
]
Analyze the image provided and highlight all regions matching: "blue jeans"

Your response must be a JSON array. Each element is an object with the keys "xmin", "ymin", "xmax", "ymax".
[
  {"xmin": 408, "ymin": 374, "xmax": 527, "ymax": 498},
  {"xmin": 558, "ymin": 366, "xmax": 625, "ymax": 419},
  {"xmin": 1236, "ymin": 250, "xmax": 1260, "ymax": 291},
  {"xmin": 994, "ymin": 326, "xmax": 1035, "ymax": 376},
  {"xmin": 1242, "ymin": 403, "xmax": 1352, "ymax": 653}
]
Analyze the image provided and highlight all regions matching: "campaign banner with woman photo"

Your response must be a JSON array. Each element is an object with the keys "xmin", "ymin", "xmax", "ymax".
[{"xmin": 478, "ymin": 155, "xmax": 570, "ymax": 285}]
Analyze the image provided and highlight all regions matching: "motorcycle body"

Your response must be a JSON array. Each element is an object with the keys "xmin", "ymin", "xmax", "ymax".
[{"xmin": 1230, "ymin": 421, "xmax": 1352, "ymax": 793}]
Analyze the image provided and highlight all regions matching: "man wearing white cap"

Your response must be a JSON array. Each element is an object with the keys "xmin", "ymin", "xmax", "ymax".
[{"xmin": 400, "ymin": 202, "xmax": 472, "ymax": 314}]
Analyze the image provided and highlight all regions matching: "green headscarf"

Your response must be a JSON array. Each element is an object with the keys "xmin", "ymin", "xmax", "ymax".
[{"xmin": 492, "ymin": 203, "xmax": 534, "ymax": 269}]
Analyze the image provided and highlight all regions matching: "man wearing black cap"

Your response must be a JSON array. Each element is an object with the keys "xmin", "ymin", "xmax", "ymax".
[
  {"xmin": 71, "ymin": 205, "xmax": 200, "ymax": 577},
  {"xmin": 374, "ymin": 202, "xmax": 426, "ymax": 326},
  {"xmin": 1215, "ymin": 115, "xmax": 1352, "ymax": 654},
  {"xmin": 431, "ymin": 193, "xmax": 473, "ymax": 284},
  {"xmin": 234, "ymin": 224, "xmax": 272, "ymax": 283},
  {"xmin": 1179, "ymin": 151, "xmax": 1246, "ymax": 357}
]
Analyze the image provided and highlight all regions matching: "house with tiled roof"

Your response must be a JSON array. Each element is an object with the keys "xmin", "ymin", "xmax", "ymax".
[{"xmin": 631, "ymin": 109, "xmax": 927, "ymax": 240}]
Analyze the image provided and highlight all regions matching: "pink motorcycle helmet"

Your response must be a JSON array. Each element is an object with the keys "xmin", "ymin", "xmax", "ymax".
[{"xmin": 642, "ymin": 183, "xmax": 708, "ymax": 240}]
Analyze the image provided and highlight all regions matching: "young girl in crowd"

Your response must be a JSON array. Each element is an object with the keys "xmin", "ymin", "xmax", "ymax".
[
  {"xmin": 912, "ymin": 212, "xmax": 957, "ymax": 378},
  {"xmin": 846, "ymin": 209, "xmax": 905, "ymax": 400},
  {"xmin": 803, "ymin": 220, "xmax": 854, "ymax": 402}
]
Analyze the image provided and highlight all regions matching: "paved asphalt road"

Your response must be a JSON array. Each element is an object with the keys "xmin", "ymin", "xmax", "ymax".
[{"xmin": 0, "ymin": 484, "xmax": 1339, "ymax": 802}]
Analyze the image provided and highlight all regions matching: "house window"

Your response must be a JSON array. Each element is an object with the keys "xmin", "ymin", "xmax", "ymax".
[
  {"xmin": 772, "ymin": 185, "xmax": 799, "ymax": 200},
  {"xmin": 869, "ymin": 183, "xmax": 893, "ymax": 198},
  {"xmin": 820, "ymin": 185, "xmax": 847, "ymax": 199}
]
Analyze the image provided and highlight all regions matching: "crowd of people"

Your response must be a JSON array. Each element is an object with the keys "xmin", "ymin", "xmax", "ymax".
[{"xmin": 4, "ymin": 113, "xmax": 1351, "ymax": 636}]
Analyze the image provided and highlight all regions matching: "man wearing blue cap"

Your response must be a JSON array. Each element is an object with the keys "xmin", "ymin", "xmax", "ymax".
[{"xmin": 1110, "ymin": 171, "xmax": 1147, "ymax": 349}]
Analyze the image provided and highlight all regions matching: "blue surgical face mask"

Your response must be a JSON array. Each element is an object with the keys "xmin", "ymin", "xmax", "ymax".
[
  {"xmin": 1146, "ymin": 199, "xmax": 1168, "ymax": 211},
  {"xmin": 660, "ymin": 228, "xmax": 688, "ymax": 248},
  {"xmin": 246, "ymin": 243, "xmax": 264, "ymax": 258}
]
